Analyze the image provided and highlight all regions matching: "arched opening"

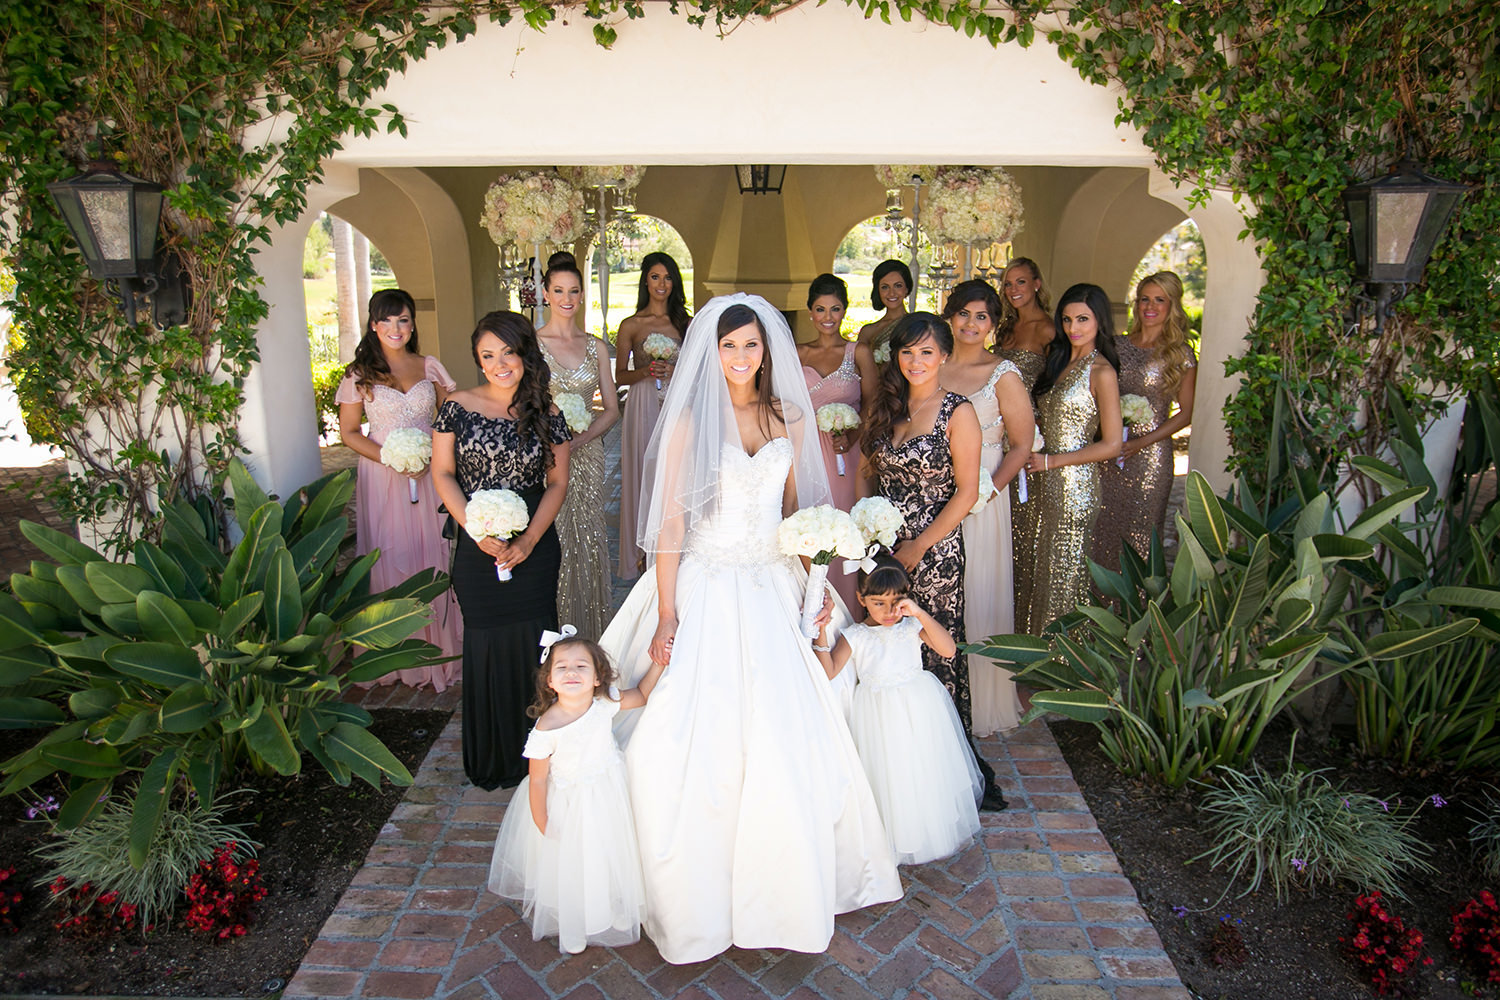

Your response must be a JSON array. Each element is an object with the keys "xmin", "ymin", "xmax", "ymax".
[
  {"xmin": 580, "ymin": 214, "xmax": 695, "ymax": 338},
  {"xmin": 833, "ymin": 215, "xmax": 940, "ymax": 335}
]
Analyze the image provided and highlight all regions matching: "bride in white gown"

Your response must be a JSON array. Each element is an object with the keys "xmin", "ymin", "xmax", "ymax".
[{"xmin": 603, "ymin": 294, "xmax": 902, "ymax": 965}]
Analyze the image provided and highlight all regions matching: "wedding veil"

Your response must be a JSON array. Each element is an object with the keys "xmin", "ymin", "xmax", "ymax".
[{"xmin": 636, "ymin": 293, "xmax": 830, "ymax": 555}]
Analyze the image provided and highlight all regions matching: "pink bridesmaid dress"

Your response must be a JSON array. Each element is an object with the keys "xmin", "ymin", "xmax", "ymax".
[
  {"xmin": 335, "ymin": 356, "xmax": 462, "ymax": 690},
  {"xmin": 803, "ymin": 341, "xmax": 863, "ymax": 611}
]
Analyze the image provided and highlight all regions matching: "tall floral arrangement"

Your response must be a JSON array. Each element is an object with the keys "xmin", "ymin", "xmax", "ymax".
[
  {"xmin": 481, "ymin": 170, "xmax": 588, "ymax": 249},
  {"xmin": 921, "ymin": 166, "xmax": 1024, "ymax": 247},
  {"xmin": 873, "ymin": 165, "xmax": 937, "ymax": 189},
  {"xmin": 560, "ymin": 165, "xmax": 644, "ymax": 193}
]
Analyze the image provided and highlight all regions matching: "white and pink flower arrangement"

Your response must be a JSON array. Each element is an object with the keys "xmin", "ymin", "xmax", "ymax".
[
  {"xmin": 815, "ymin": 403, "xmax": 861, "ymax": 476},
  {"xmin": 380, "ymin": 427, "xmax": 432, "ymax": 504},
  {"xmin": 922, "ymin": 166, "xmax": 1025, "ymax": 248},
  {"xmin": 464, "ymin": 489, "xmax": 531, "ymax": 581},
  {"xmin": 481, "ymin": 171, "xmax": 587, "ymax": 250},
  {"xmin": 559, "ymin": 165, "xmax": 644, "ymax": 192},
  {"xmin": 873, "ymin": 164, "xmax": 938, "ymax": 190},
  {"xmin": 641, "ymin": 332, "xmax": 679, "ymax": 390},
  {"xmin": 777, "ymin": 505, "xmax": 866, "ymax": 638}
]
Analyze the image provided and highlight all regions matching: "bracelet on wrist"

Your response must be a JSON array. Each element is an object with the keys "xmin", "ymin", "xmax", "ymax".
[{"xmin": 812, "ymin": 642, "xmax": 832, "ymax": 652}]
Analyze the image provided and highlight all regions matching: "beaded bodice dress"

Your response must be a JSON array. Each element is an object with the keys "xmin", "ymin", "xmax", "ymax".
[
  {"xmin": 683, "ymin": 439, "xmax": 794, "ymax": 573},
  {"xmin": 1029, "ymin": 354, "xmax": 1101, "ymax": 631}
]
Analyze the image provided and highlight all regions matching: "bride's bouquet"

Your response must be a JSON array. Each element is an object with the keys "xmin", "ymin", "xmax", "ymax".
[
  {"xmin": 815, "ymin": 403, "xmax": 860, "ymax": 476},
  {"xmin": 554, "ymin": 393, "xmax": 592, "ymax": 434},
  {"xmin": 1118, "ymin": 394, "xmax": 1153, "ymax": 468},
  {"xmin": 1017, "ymin": 428, "xmax": 1045, "ymax": 504},
  {"xmin": 641, "ymin": 333, "xmax": 679, "ymax": 391},
  {"xmin": 380, "ymin": 427, "xmax": 432, "ymax": 504},
  {"xmin": 777, "ymin": 505, "xmax": 866, "ymax": 638},
  {"xmin": 465, "ymin": 489, "xmax": 531, "ymax": 581}
]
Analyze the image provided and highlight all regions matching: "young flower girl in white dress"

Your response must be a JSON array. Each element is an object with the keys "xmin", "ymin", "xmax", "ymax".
[
  {"xmin": 813, "ymin": 557, "xmax": 982, "ymax": 865},
  {"xmin": 487, "ymin": 628, "xmax": 666, "ymax": 953}
]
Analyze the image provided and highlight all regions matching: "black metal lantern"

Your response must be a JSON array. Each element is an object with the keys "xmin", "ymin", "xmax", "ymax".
[
  {"xmin": 1342, "ymin": 160, "xmax": 1469, "ymax": 285},
  {"xmin": 47, "ymin": 163, "xmax": 188, "ymax": 326},
  {"xmin": 734, "ymin": 165, "xmax": 787, "ymax": 195}
]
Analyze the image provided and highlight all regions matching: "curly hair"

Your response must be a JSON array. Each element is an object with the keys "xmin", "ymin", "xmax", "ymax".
[
  {"xmin": 527, "ymin": 637, "xmax": 619, "ymax": 718},
  {"xmin": 346, "ymin": 288, "xmax": 419, "ymax": 398},
  {"xmin": 1032, "ymin": 283, "xmax": 1120, "ymax": 402},
  {"xmin": 860, "ymin": 312, "xmax": 953, "ymax": 471},
  {"xmin": 994, "ymin": 258, "xmax": 1052, "ymax": 347},
  {"xmin": 1128, "ymin": 270, "xmax": 1195, "ymax": 395},
  {"xmin": 635, "ymin": 251, "xmax": 691, "ymax": 335},
  {"xmin": 470, "ymin": 310, "xmax": 557, "ymax": 471}
]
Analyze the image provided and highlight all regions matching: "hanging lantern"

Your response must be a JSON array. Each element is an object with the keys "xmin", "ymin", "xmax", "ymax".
[{"xmin": 1342, "ymin": 160, "xmax": 1469, "ymax": 285}]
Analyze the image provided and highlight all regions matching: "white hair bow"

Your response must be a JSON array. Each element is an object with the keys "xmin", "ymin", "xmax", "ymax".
[
  {"xmin": 843, "ymin": 543, "xmax": 879, "ymax": 576},
  {"xmin": 538, "ymin": 624, "xmax": 578, "ymax": 662}
]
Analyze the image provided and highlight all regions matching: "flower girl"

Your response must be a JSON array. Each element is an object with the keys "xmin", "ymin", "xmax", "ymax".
[
  {"xmin": 487, "ymin": 627, "xmax": 666, "ymax": 953},
  {"xmin": 812, "ymin": 557, "xmax": 982, "ymax": 865}
]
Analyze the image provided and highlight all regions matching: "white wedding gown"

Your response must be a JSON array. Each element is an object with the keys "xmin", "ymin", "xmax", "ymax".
[{"xmin": 604, "ymin": 438, "xmax": 902, "ymax": 965}]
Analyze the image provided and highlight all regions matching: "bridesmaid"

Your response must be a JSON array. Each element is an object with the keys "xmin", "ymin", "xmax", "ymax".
[
  {"xmin": 855, "ymin": 259, "xmax": 912, "ymax": 358},
  {"xmin": 613, "ymin": 252, "xmax": 690, "ymax": 579},
  {"xmin": 433, "ymin": 312, "xmax": 571, "ymax": 790},
  {"xmin": 1024, "ymin": 284, "xmax": 1123, "ymax": 632},
  {"xmin": 994, "ymin": 258, "xmax": 1053, "ymax": 635},
  {"xmin": 536, "ymin": 252, "xmax": 619, "ymax": 638},
  {"xmin": 799, "ymin": 273, "xmax": 878, "ymax": 609},
  {"xmin": 335, "ymin": 288, "xmax": 462, "ymax": 690},
  {"xmin": 939, "ymin": 280, "xmax": 1034, "ymax": 735},
  {"xmin": 1091, "ymin": 270, "xmax": 1197, "ymax": 571}
]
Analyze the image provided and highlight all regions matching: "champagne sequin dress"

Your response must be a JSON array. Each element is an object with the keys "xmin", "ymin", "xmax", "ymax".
[
  {"xmin": 1092, "ymin": 339, "xmax": 1196, "ymax": 571},
  {"xmin": 997, "ymin": 348, "xmax": 1047, "ymax": 634},
  {"xmin": 1028, "ymin": 353, "xmax": 1101, "ymax": 632},
  {"xmin": 963, "ymin": 360, "xmax": 1024, "ymax": 735},
  {"xmin": 804, "ymin": 341, "xmax": 863, "ymax": 610},
  {"xmin": 869, "ymin": 393, "xmax": 972, "ymax": 729},
  {"xmin": 540, "ymin": 337, "xmax": 612, "ymax": 639}
]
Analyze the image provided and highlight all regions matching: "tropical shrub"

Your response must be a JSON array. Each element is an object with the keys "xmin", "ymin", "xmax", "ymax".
[
  {"xmin": 1192, "ymin": 748, "xmax": 1433, "ymax": 902},
  {"xmin": 310, "ymin": 358, "xmax": 347, "ymax": 439},
  {"xmin": 1342, "ymin": 891, "xmax": 1432, "ymax": 996},
  {"xmin": 32, "ymin": 793, "xmax": 256, "ymax": 931},
  {"xmin": 0, "ymin": 459, "xmax": 449, "ymax": 866}
]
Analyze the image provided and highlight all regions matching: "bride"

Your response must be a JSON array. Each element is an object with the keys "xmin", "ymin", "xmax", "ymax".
[{"xmin": 602, "ymin": 294, "xmax": 901, "ymax": 965}]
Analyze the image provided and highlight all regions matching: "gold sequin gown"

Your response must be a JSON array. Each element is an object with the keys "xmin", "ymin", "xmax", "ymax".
[
  {"xmin": 1029, "ymin": 352, "xmax": 1100, "ymax": 633},
  {"xmin": 540, "ymin": 337, "xmax": 612, "ymax": 639},
  {"xmin": 1092, "ymin": 339, "xmax": 1196, "ymax": 572},
  {"xmin": 996, "ymin": 347, "xmax": 1047, "ymax": 634}
]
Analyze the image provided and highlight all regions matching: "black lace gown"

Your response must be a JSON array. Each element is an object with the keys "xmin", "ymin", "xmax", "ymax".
[
  {"xmin": 870, "ymin": 392, "xmax": 972, "ymax": 729},
  {"xmin": 433, "ymin": 401, "xmax": 571, "ymax": 790}
]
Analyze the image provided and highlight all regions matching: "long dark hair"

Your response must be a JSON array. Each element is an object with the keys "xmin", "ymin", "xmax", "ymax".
[
  {"xmin": 871, "ymin": 259, "xmax": 913, "ymax": 311},
  {"xmin": 861, "ymin": 312, "xmax": 953, "ymax": 466},
  {"xmin": 942, "ymin": 279, "xmax": 1003, "ymax": 329},
  {"xmin": 346, "ymin": 288, "xmax": 419, "ymax": 397},
  {"xmin": 717, "ymin": 303, "xmax": 785, "ymax": 439},
  {"xmin": 470, "ymin": 310, "xmax": 558, "ymax": 471},
  {"xmin": 635, "ymin": 251, "xmax": 691, "ymax": 334},
  {"xmin": 1032, "ymin": 283, "xmax": 1120, "ymax": 401}
]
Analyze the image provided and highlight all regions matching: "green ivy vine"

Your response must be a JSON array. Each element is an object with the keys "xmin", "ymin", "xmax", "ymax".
[{"xmin": 2, "ymin": 0, "xmax": 1495, "ymax": 551}]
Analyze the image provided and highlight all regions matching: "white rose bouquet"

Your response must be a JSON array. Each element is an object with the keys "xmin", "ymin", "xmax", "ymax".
[
  {"xmin": 815, "ymin": 403, "xmax": 861, "ymax": 476},
  {"xmin": 850, "ymin": 495, "xmax": 903, "ymax": 549},
  {"xmin": 554, "ymin": 393, "xmax": 592, "ymax": 434},
  {"xmin": 777, "ymin": 505, "xmax": 866, "ymax": 638},
  {"xmin": 1118, "ymin": 394, "xmax": 1153, "ymax": 468},
  {"xmin": 872, "ymin": 342, "xmax": 891, "ymax": 366},
  {"xmin": 464, "ymin": 489, "xmax": 531, "ymax": 581},
  {"xmin": 1017, "ymin": 428, "xmax": 1046, "ymax": 505},
  {"xmin": 971, "ymin": 473, "xmax": 997, "ymax": 515},
  {"xmin": 641, "ymin": 332, "xmax": 679, "ymax": 391},
  {"xmin": 381, "ymin": 427, "xmax": 432, "ymax": 504}
]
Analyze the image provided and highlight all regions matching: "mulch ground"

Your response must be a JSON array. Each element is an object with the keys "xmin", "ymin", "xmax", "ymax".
[
  {"xmin": 1054, "ymin": 719, "xmax": 1499, "ymax": 1000},
  {"xmin": 0, "ymin": 708, "xmax": 447, "ymax": 997}
]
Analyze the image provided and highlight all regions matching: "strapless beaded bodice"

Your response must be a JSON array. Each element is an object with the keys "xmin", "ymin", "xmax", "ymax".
[
  {"xmin": 684, "ymin": 438, "xmax": 794, "ymax": 569},
  {"xmin": 365, "ymin": 381, "xmax": 437, "ymax": 443}
]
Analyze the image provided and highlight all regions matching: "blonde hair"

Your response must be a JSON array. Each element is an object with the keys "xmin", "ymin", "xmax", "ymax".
[
  {"xmin": 995, "ymin": 258, "xmax": 1052, "ymax": 346},
  {"xmin": 1128, "ymin": 271, "xmax": 1194, "ymax": 395}
]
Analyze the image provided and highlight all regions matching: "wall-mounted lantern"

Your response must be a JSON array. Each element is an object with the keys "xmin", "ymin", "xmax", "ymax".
[
  {"xmin": 734, "ymin": 165, "xmax": 787, "ymax": 195},
  {"xmin": 47, "ymin": 163, "xmax": 189, "ymax": 327}
]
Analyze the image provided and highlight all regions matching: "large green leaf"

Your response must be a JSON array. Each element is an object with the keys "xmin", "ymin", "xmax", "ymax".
[
  {"xmin": 323, "ymin": 551, "xmax": 379, "ymax": 614},
  {"xmin": 264, "ymin": 546, "xmax": 303, "ymax": 642},
  {"xmin": 55, "ymin": 778, "xmax": 111, "ymax": 831},
  {"xmin": 0, "ymin": 645, "xmax": 53, "ymax": 686},
  {"xmin": 51, "ymin": 635, "xmax": 116, "ymax": 668},
  {"xmin": 244, "ymin": 708, "xmax": 302, "ymax": 776},
  {"xmin": 342, "ymin": 639, "xmax": 447, "ymax": 684},
  {"xmin": 84, "ymin": 561, "xmax": 156, "ymax": 605},
  {"xmin": 218, "ymin": 592, "xmax": 266, "ymax": 640},
  {"xmin": 68, "ymin": 686, "xmax": 121, "ymax": 719},
  {"xmin": 159, "ymin": 682, "xmax": 217, "ymax": 733},
  {"xmin": 103, "ymin": 642, "xmax": 205, "ymax": 688},
  {"xmin": 378, "ymin": 567, "xmax": 452, "ymax": 606},
  {"xmin": 1364, "ymin": 618, "xmax": 1479, "ymax": 660},
  {"xmin": 1293, "ymin": 493, "xmax": 1332, "ymax": 544},
  {"xmin": 341, "ymin": 599, "xmax": 433, "ymax": 650},
  {"xmin": 133, "ymin": 541, "xmax": 189, "ymax": 598},
  {"xmin": 298, "ymin": 469, "xmax": 356, "ymax": 535},
  {"xmin": 161, "ymin": 501, "xmax": 226, "ymax": 573},
  {"xmin": 19, "ymin": 520, "xmax": 103, "ymax": 566},
  {"xmin": 962, "ymin": 633, "xmax": 1054, "ymax": 665},
  {"xmin": 1184, "ymin": 471, "xmax": 1229, "ymax": 558},
  {"xmin": 10, "ymin": 572, "xmax": 80, "ymax": 618},
  {"xmin": 1429, "ymin": 586, "xmax": 1500, "ymax": 611},
  {"xmin": 313, "ymin": 701, "xmax": 374, "ymax": 729},
  {"xmin": 56, "ymin": 564, "xmax": 105, "ymax": 614},
  {"xmin": 0, "ymin": 696, "xmax": 66, "ymax": 728},
  {"xmin": 130, "ymin": 751, "xmax": 179, "ymax": 870},
  {"xmin": 300, "ymin": 712, "xmax": 352, "ymax": 785},
  {"xmin": 1228, "ymin": 535, "xmax": 1271, "ymax": 629},
  {"xmin": 0, "ymin": 593, "xmax": 43, "ymax": 649},
  {"xmin": 325, "ymin": 721, "xmax": 413, "ymax": 785},
  {"xmin": 39, "ymin": 740, "xmax": 123, "ymax": 779},
  {"xmin": 99, "ymin": 601, "xmax": 144, "ymax": 636},
  {"xmin": 220, "ymin": 504, "xmax": 284, "ymax": 604},
  {"xmin": 288, "ymin": 517, "xmax": 348, "ymax": 582},
  {"xmin": 228, "ymin": 458, "xmax": 273, "ymax": 536},
  {"xmin": 137, "ymin": 591, "xmax": 201, "ymax": 646},
  {"xmin": 1311, "ymin": 534, "xmax": 1375, "ymax": 561},
  {"xmin": 1022, "ymin": 690, "xmax": 1112, "ymax": 724},
  {"xmin": 1345, "ymin": 486, "xmax": 1427, "ymax": 540},
  {"xmin": 1349, "ymin": 455, "xmax": 1410, "ymax": 494}
]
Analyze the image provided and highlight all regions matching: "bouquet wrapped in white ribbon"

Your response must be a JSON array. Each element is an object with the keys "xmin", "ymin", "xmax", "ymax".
[
  {"xmin": 815, "ymin": 403, "xmax": 861, "ymax": 476},
  {"xmin": 465, "ymin": 489, "xmax": 531, "ymax": 581},
  {"xmin": 971, "ymin": 473, "xmax": 997, "ymax": 515},
  {"xmin": 381, "ymin": 427, "xmax": 432, "ymax": 504},
  {"xmin": 641, "ymin": 332, "xmax": 679, "ymax": 390},
  {"xmin": 1118, "ymin": 394, "xmax": 1153, "ymax": 467},
  {"xmin": 1017, "ymin": 428, "xmax": 1045, "ymax": 504},
  {"xmin": 554, "ymin": 393, "xmax": 592, "ymax": 434},
  {"xmin": 777, "ymin": 505, "xmax": 866, "ymax": 637}
]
